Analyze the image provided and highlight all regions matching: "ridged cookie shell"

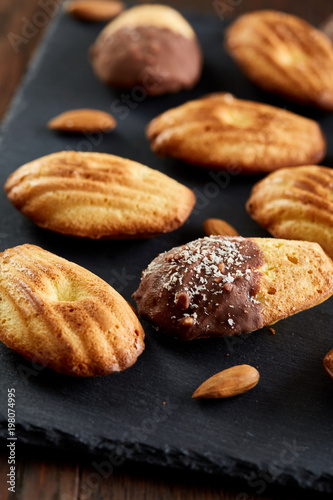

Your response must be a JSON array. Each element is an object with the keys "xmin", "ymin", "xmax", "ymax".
[
  {"xmin": 4, "ymin": 151, "xmax": 195, "ymax": 239},
  {"xmin": 0, "ymin": 244, "xmax": 144, "ymax": 376},
  {"xmin": 247, "ymin": 165, "xmax": 333, "ymax": 259},
  {"xmin": 225, "ymin": 10, "xmax": 333, "ymax": 110},
  {"xmin": 147, "ymin": 93, "xmax": 326, "ymax": 173}
]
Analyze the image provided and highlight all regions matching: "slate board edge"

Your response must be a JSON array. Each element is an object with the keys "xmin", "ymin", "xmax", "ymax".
[{"xmin": 0, "ymin": 420, "xmax": 331, "ymax": 493}]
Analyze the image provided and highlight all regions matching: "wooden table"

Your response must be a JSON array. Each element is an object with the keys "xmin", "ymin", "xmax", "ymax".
[{"xmin": 0, "ymin": 1, "xmax": 332, "ymax": 498}]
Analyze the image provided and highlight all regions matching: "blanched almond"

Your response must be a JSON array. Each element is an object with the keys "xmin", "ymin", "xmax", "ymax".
[
  {"xmin": 64, "ymin": 0, "xmax": 124, "ymax": 22},
  {"xmin": 192, "ymin": 364, "xmax": 260, "ymax": 399},
  {"xmin": 47, "ymin": 109, "xmax": 116, "ymax": 133},
  {"xmin": 204, "ymin": 218, "xmax": 239, "ymax": 237}
]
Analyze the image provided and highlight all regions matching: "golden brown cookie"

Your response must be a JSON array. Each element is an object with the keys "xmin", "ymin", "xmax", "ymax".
[
  {"xmin": 146, "ymin": 93, "xmax": 326, "ymax": 174},
  {"xmin": 4, "ymin": 151, "xmax": 195, "ymax": 239},
  {"xmin": 90, "ymin": 4, "xmax": 202, "ymax": 95},
  {"xmin": 225, "ymin": 10, "xmax": 333, "ymax": 110},
  {"xmin": 133, "ymin": 236, "xmax": 333, "ymax": 340},
  {"xmin": 246, "ymin": 165, "xmax": 333, "ymax": 259},
  {"xmin": 0, "ymin": 244, "xmax": 145, "ymax": 376}
]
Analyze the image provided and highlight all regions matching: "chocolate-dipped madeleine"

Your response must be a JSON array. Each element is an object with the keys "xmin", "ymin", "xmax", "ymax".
[
  {"xmin": 89, "ymin": 4, "xmax": 202, "ymax": 95},
  {"xmin": 133, "ymin": 236, "xmax": 333, "ymax": 340}
]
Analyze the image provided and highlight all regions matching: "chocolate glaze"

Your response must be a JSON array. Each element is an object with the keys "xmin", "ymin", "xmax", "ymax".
[
  {"xmin": 133, "ymin": 236, "xmax": 266, "ymax": 340},
  {"xmin": 90, "ymin": 26, "xmax": 202, "ymax": 96}
]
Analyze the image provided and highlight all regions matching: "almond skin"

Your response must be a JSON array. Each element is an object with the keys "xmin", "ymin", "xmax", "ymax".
[
  {"xmin": 64, "ymin": 0, "xmax": 124, "ymax": 22},
  {"xmin": 323, "ymin": 349, "xmax": 333, "ymax": 379},
  {"xmin": 204, "ymin": 218, "xmax": 239, "ymax": 237},
  {"xmin": 192, "ymin": 365, "xmax": 260, "ymax": 399},
  {"xmin": 47, "ymin": 109, "xmax": 116, "ymax": 133}
]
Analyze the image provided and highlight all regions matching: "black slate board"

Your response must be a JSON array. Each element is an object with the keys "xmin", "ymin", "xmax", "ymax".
[{"xmin": 1, "ymin": 8, "xmax": 333, "ymax": 494}]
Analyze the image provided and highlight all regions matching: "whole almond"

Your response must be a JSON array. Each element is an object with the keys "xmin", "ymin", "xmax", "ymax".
[
  {"xmin": 323, "ymin": 349, "xmax": 333, "ymax": 379},
  {"xmin": 64, "ymin": 0, "xmax": 124, "ymax": 22},
  {"xmin": 47, "ymin": 109, "xmax": 116, "ymax": 133},
  {"xmin": 204, "ymin": 218, "xmax": 239, "ymax": 237},
  {"xmin": 192, "ymin": 364, "xmax": 260, "ymax": 399}
]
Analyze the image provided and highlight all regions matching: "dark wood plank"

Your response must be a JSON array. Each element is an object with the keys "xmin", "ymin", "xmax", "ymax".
[
  {"xmin": 0, "ymin": 0, "xmax": 62, "ymax": 121},
  {"xmin": 0, "ymin": 450, "xmax": 79, "ymax": 499},
  {"xmin": 1, "ymin": 449, "xmax": 331, "ymax": 500}
]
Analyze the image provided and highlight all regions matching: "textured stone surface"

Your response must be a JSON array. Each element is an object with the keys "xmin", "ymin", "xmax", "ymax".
[{"xmin": 0, "ymin": 9, "xmax": 333, "ymax": 493}]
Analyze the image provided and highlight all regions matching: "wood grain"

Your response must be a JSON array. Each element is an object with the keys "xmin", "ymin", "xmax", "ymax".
[
  {"xmin": 0, "ymin": 0, "xmax": 63, "ymax": 122},
  {"xmin": 0, "ymin": 449, "xmax": 331, "ymax": 500},
  {"xmin": 0, "ymin": 0, "xmax": 332, "ymax": 499}
]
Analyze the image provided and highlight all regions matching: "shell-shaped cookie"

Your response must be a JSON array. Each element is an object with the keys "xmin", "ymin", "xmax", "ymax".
[
  {"xmin": 246, "ymin": 165, "xmax": 333, "ymax": 259},
  {"xmin": 225, "ymin": 10, "xmax": 333, "ymax": 110},
  {"xmin": 89, "ymin": 4, "xmax": 202, "ymax": 95},
  {"xmin": 147, "ymin": 93, "xmax": 326, "ymax": 174},
  {"xmin": 252, "ymin": 237, "xmax": 333, "ymax": 327},
  {"xmin": 4, "ymin": 151, "xmax": 195, "ymax": 239},
  {"xmin": 0, "ymin": 244, "xmax": 144, "ymax": 376},
  {"xmin": 146, "ymin": 93, "xmax": 326, "ymax": 174},
  {"xmin": 133, "ymin": 236, "xmax": 333, "ymax": 340}
]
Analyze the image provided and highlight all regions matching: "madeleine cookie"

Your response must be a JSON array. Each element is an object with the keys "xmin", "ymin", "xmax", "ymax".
[
  {"xmin": 0, "ymin": 244, "xmax": 144, "ymax": 376},
  {"xmin": 89, "ymin": 4, "xmax": 202, "ymax": 95},
  {"xmin": 133, "ymin": 236, "xmax": 333, "ymax": 340},
  {"xmin": 246, "ymin": 166, "xmax": 333, "ymax": 259},
  {"xmin": 146, "ymin": 93, "xmax": 326, "ymax": 174},
  {"xmin": 225, "ymin": 11, "xmax": 333, "ymax": 110},
  {"xmin": 4, "ymin": 151, "xmax": 195, "ymax": 239}
]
